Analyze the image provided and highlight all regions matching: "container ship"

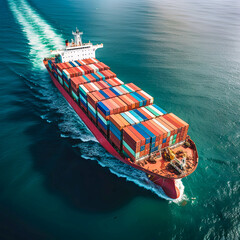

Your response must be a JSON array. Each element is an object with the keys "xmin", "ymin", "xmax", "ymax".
[{"xmin": 43, "ymin": 29, "xmax": 198, "ymax": 199}]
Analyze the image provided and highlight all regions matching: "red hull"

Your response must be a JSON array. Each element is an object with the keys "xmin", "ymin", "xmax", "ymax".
[{"xmin": 47, "ymin": 68, "xmax": 180, "ymax": 199}]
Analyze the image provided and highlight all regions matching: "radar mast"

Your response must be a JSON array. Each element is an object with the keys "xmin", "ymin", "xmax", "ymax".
[{"xmin": 72, "ymin": 27, "xmax": 83, "ymax": 46}]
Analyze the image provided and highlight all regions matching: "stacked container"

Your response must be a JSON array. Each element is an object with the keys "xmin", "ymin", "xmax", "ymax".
[
  {"xmin": 122, "ymin": 114, "xmax": 189, "ymax": 161},
  {"xmin": 122, "ymin": 125, "xmax": 150, "ymax": 161},
  {"xmin": 100, "ymin": 70, "xmax": 116, "ymax": 79},
  {"xmin": 109, "ymin": 104, "xmax": 167, "ymax": 150},
  {"xmin": 80, "ymin": 81, "xmax": 111, "ymax": 116},
  {"xmin": 86, "ymin": 83, "xmax": 141, "ymax": 112},
  {"xmin": 96, "ymin": 90, "xmax": 154, "ymax": 135},
  {"xmin": 109, "ymin": 114, "xmax": 130, "ymax": 150},
  {"xmin": 62, "ymin": 62, "xmax": 110, "ymax": 90},
  {"xmin": 47, "ymin": 57, "xmax": 189, "ymax": 163}
]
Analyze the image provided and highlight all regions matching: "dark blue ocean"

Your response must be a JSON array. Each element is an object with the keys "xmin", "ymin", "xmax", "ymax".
[{"xmin": 1, "ymin": 0, "xmax": 240, "ymax": 239}]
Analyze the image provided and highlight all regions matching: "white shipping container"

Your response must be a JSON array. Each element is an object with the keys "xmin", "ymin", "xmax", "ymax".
[
  {"xmin": 148, "ymin": 105, "xmax": 163, "ymax": 116},
  {"xmin": 141, "ymin": 107, "xmax": 155, "ymax": 118}
]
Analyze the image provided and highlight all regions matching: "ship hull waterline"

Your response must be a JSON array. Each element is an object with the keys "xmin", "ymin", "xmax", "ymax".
[{"xmin": 45, "ymin": 66, "xmax": 180, "ymax": 199}]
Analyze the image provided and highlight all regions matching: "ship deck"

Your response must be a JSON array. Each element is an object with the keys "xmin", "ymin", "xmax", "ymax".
[{"xmin": 134, "ymin": 139, "xmax": 198, "ymax": 179}]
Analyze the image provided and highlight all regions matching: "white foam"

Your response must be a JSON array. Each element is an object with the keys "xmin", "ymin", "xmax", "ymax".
[
  {"xmin": 8, "ymin": 0, "xmax": 64, "ymax": 70},
  {"xmin": 40, "ymin": 114, "xmax": 47, "ymax": 120},
  {"xmin": 19, "ymin": 0, "xmax": 64, "ymax": 49},
  {"xmin": 8, "ymin": 1, "xmax": 49, "ymax": 69},
  {"xmin": 60, "ymin": 134, "xmax": 68, "ymax": 138}
]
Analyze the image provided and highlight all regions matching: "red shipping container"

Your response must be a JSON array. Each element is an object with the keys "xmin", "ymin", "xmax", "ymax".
[
  {"xmin": 93, "ymin": 81, "xmax": 103, "ymax": 89},
  {"xmin": 88, "ymin": 111, "xmax": 97, "ymax": 123},
  {"xmin": 117, "ymin": 86, "xmax": 128, "ymax": 94},
  {"xmin": 127, "ymin": 94, "xmax": 140, "ymax": 108},
  {"xmin": 122, "ymin": 145, "xmax": 137, "ymax": 161},
  {"xmin": 86, "ymin": 74, "xmax": 96, "ymax": 82},
  {"xmin": 123, "ymin": 128, "xmax": 141, "ymax": 152},
  {"xmin": 98, "ymin": 122, "xmax": 108, "ymax": 136},
  {"xmin": 139, "ymin": 90, "xmax": 154, "ymax": 104},
  {"xmin": 107, "ymin": 99, "xmax": 119, "ymax": 115},
  {"xmin": 109, "ymin": 131, "xmax": 121, "ymax": 150},
  {"xmin": 153, "ymin": 119, "xmax": 168, "ymax": 139},
  {"xmin": 105, "ymin": 78, "xmax": 115, "ymax": 87},
  {"xmin": 100, "ymin": 70, "xmax": 109, "ymax": 79},
  {"xmin": 83, "ymin": 84, "xmax": 93, "ymax": 93},
  {"xmin": 86, "ymin": 65, "xmax": 94, "ymax": 74},
  {"xmin": 126, "ymin": 126, "xmax": 146, "ymax": 147},
  {"xmin": 96, "ymin": 81, "xmax": 108, "ymax": 89},
  {"xmin": 160, "ymin": 117, "xmax": 178, "ymax": 135},
  {"xmin": 103, "ymin": 89, "xmax": 116, "ymax": 99},
  {"xmin": 110, "ymin": 114, "xmax": 130, "ymax": 131},
  {"xmin": 81, "ymin": 104, "xmax": 87, "ymax": 112},
  {"xmin": 113, "ymin": 97, "xmax": 128, "ymax": 112},
  {"xmin": 94, "ymin": 63, "xmax": 104, "ymax": 71},
  {"xmin": 150, "ymin": 120, "xmax": 164, "ymax": 143},
  {"xmin": 125, "ymin": 83, "xmax": 141, "ymax": 91},
  {"xmin": 162, "ymin": 114, "xmax": 185, "ymax": 138},
  {"xmin": 87, "ymin": 92, "xmax": 98, "ymax": 108},
  {"xmin": 138, "ymin": 108, "xmax": 152, "ymax": 120},
  {"xmin": 97, "ymin": 62, "xmax": 109, "ymax": 70},
  {"xmin": 169, "ymin": 113, "xmax": 189, "ymax": 133},
  {"xmin": 157, "ymin": 118, "xmax": 175, "ymax": 137},
  {"xmin": 143, "ymin": 121, "xmax": 161, "ymax": 143},
  {"xmin": 82, "ymin": 59, "xmax": 90, "ymax": 65},
  {"xmin": 137, "ymin": 91, "xmax": 151, "ymax": 105},
  {"xmin": 112, "ymin": 78, "xmax": 123, "ymax": 86},
  {"xmin": 93, "ymin": 91, "xmax": 106, "ymax": 104}
]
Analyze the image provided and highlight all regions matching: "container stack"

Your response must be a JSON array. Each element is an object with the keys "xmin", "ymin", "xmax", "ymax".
[
  {"xmin": 108, "ymin": 104, "xmax": 167, "ymax": 150},
  {"xmin": 79, "ymin": 81, "xmax": 112, "ymax": 113},
  {"xmin": 109, "ymin": 114, "xmax": 130, "ymax": 150},
  {"xmin": 54, "ymin": 59, "xmax": 109, "ymax": 91},
  {"xmin": 47, "ymin": 58, "xmax": 189, "ymax": 163},
  {"xmin": 56, "ymin": 58, "xmax": 99, "ymax": 76},
  {"xmin": 49, "ymin": 61, "xmax": 58, "ymax": 79},
  {"xmin": 123, "ymin": 125, "xmax": 151, "ymax": 160},
  {"xmin": 85, "ymin": 83, "xmax": 140, "ymax": 109},
  {"xmin": 84, "ymin": 83, "xmax": 140, "ymax": 125},
  {"xmin": 122, "ymin": 114, "xmax": 189, "ymax": 161},
  {"xmin": 96, "ymin": 91, "xmax": 154, "ymax": 135},
  {"xmin": 71, "ymin": 76, "xmax": 123, "ymax": 102},
  {"xmin": 100, "ymin": 70, "xmax": 116, "ymax": 79},
  {"xmin": 62, "ymin": 62, "xmax": 110, "ymax": 81}
]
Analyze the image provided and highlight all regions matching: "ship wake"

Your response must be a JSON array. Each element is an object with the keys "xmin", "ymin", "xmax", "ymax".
[
  {"xmin": 8, "ymin": 0, "xmax": 64, "ymax": 69},
  {"xmin": 8, "ymin": 0, "xmax": 185, "ymax": 202}
]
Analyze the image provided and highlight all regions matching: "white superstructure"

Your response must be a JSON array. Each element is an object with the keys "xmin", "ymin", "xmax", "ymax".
[{"xmin": 51, "ymin": 28, "xmax": 103, "ymax": 63}]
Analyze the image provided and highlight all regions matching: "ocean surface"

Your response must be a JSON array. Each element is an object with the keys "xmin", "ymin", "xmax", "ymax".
[{"xmin": 1, "ymin": 0, "xmax": 240, "ymax": 239}]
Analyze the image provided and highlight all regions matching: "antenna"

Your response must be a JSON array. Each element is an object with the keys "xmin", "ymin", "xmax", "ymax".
[{"xmin": 72, "ymin": 28, "xmax": 83, "ymax": 46}]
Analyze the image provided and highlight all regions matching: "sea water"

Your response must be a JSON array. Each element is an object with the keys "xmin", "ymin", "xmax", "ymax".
[{"xmin": 0, "ymin": 0, "xmax": 239, "ymax": 239}]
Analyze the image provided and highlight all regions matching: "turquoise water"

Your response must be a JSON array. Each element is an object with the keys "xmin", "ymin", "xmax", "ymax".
[{"xmin": 1, "ymin": 0, "xmax": 240, "ymax": 239}]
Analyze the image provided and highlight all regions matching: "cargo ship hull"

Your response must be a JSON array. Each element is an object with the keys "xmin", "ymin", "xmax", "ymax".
[{"xmin": 45, "ymin": 65, "xmax": 180, "ymax": 199}]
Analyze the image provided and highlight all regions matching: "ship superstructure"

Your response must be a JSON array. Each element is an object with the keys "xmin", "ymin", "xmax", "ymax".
[
  {"xmin": 51, "ymin": 28, "xmax": 103, "ymax": 63},
  {"xmin": 43, "ymin": 29, "xmax": 198, "ymax": 199}
]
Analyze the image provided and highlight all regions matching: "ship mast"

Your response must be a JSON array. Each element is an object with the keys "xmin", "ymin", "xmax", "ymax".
[{"xmin": 72, "ymin": 28, "xmax": 83, "ymax": 46}]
